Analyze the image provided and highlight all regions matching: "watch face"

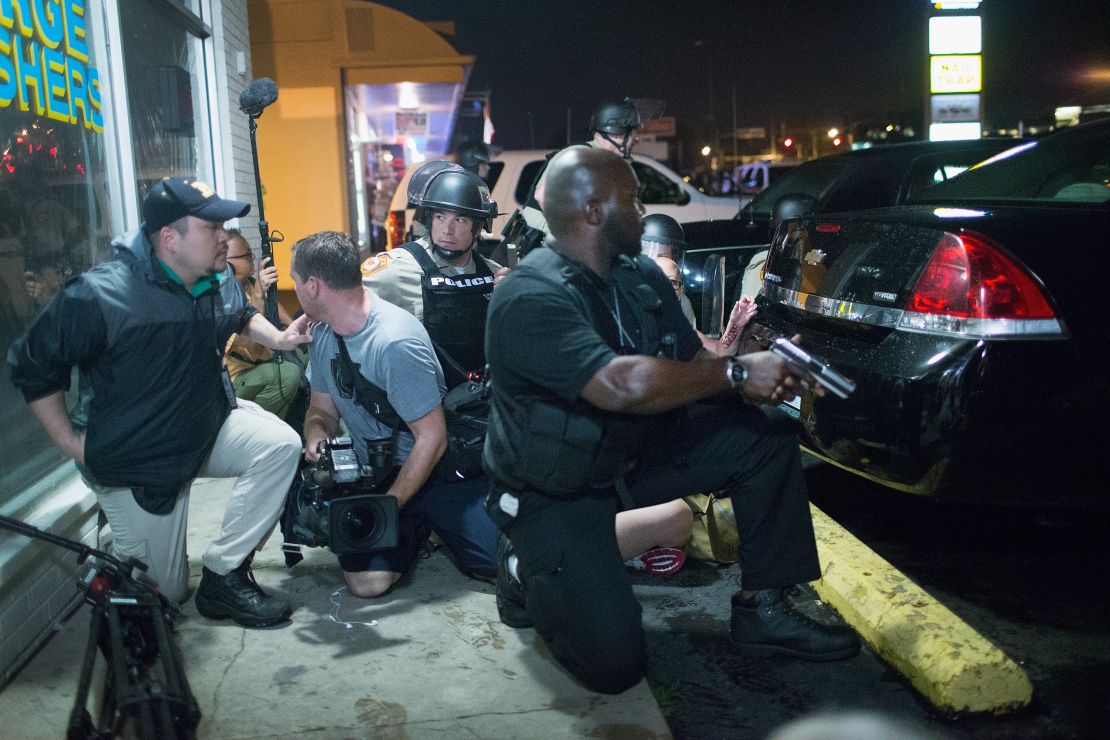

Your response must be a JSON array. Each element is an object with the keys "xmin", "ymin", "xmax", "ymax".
[{"xmin": 729, "ymin": 359, "xmax": 746, "ymax": 386}]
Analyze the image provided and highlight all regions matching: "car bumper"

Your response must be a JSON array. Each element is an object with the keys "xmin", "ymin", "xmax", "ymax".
[{"xmin": 745, "ymin": 317, "xmax": 1098, "ymax": 507}]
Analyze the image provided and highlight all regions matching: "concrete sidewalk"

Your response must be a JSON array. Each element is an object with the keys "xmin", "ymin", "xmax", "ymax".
[{"xmin": 0, "ymin": 479, "xmax": 670, "ymax": 738}]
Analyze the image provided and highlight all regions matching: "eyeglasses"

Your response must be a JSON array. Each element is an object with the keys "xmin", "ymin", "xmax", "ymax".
[
  {"xmin": 227, "ymin": 252, "xmax": 254, "ymax": 261},
  {"xmin": 668, "ymin": 279, "xmax": 683, "ymax": 290}
]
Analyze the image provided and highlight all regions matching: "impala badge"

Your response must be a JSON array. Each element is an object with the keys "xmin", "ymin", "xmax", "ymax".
[{"xmin": 803, "ymin": 249, "xmax": 827, "ymax": 266}]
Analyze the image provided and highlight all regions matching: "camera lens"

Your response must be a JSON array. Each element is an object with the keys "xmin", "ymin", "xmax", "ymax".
[{"xmin": 340, "ymin": 505, "xmax": 378, "ymax": 542}]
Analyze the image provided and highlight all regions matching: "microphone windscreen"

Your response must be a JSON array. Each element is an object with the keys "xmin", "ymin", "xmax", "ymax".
[{"xmin": 239, "ymin": 78, "xmax": 279, "ymax": 115}]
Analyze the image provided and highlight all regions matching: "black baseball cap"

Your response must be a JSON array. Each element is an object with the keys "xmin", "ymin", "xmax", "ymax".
[{"xmin": 142, "ymin": 177, "xmax": 250, "ymax": 234}]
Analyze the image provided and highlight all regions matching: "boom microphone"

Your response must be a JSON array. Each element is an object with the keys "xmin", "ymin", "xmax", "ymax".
[{"xmin": 239, "ymin": 77, "xmax": 278, "ymax": 116}]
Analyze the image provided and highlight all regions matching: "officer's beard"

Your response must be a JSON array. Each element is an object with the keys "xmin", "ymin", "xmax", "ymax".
[{"xmin": 602, "ymin": 213, "xmax": 643, "ymax": 258}]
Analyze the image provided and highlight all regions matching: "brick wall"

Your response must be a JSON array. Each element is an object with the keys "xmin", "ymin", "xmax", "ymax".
[{"xmin": 220, "ymin": 0, "xmax": 264, "ymax": 254}]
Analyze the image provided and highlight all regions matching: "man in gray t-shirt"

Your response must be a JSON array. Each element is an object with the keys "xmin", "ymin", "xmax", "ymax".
[
  {"xmin": 293, "ymin": 231, "xmax": 498, "ymax": 598},
  {"xmin": 308, "ymin": 299, "xmax": 444, "ymax": 467}
]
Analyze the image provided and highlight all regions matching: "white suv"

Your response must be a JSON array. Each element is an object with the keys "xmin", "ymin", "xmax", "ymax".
[{"xmin": 386, "ymin": 149, "xmax": 740, "ymax": 248}]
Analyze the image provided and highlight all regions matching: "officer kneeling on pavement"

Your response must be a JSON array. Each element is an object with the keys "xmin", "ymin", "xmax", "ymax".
[
  {"xmin": 295, "ymin": 230, "xmax": 499, "ymax": 597},
  {"xmin": 484, "ymin": 146, "xmax": 860, "ymax": 695},
  {"xmin": 363, "ymin": 160, "xmax": 695, "ymax": 582},
  {"xmin": 361, "ymin": 162, "xmax": 506, "ymax": 387}
]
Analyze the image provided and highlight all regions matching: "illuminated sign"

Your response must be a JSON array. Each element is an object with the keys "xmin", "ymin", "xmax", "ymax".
[
  {"xmin": 931, "ymin": 55, "xmax": 982, "ymax": 93},
  {"xmin": 931, "ymin": 93, "xmax": 980, "ymax": 122},
  {"xmin": 0, "ymin": 0, "xmax": 104, "ymax": 132},
  {"xmin": 928, "ymin": 122, "xmax": 982, "ymax": 141},
  {"xmin": 931, "ymin": 1, "xmax": 981, "ymax": 9},
  {"xmin": 929, "ymin": 16, "xmax": 981, "ymax": 54}
]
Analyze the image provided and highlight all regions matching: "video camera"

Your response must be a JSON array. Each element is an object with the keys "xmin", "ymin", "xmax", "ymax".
[{"xmin": 281, "ymin": 436, "xmax": 399, "ymax": 565}]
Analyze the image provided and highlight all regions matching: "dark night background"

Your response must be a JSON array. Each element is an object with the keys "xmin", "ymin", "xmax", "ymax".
[{"xmin": 374, "ymin": 0, "xmax": 1110, "ymax": 157}]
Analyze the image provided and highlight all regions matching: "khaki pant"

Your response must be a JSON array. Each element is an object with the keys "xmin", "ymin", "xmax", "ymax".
[{"xmin": 91, "ymin": 400, "xmax": 301, "ymax": 603}]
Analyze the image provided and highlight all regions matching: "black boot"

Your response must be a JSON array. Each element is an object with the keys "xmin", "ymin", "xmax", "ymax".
[
  {"xmin": 195, "ymin": 559, "xmax": 291, "ymax": 629},
  {"xmin": 730, "ymin": 588, "xmax": 859, "ymax": 661},
  {"xmin": 496, "ymin": 534, "xmax": 532, "ymax": 629}
]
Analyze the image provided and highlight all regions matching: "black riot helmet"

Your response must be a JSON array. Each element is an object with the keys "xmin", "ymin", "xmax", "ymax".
[
  {"xmin": 589, "ymin": 99, "xmax": 642, "ymax": 158},
  {"xmin": 409, "ymin": 161, "xmax": 498, "ymax": 230},
  {"xmin": 408, "ymin": 161, "xmax": 498, "ymax": 260},
  {"xmin": 769, "ymin": 193, "xmax": 817, "ymax": 238},
  {"xmin": 640, "ymin": 213, "xmax": 687, "ymax": 260},
  {"xmin": 456, "ymin": 142, "xmax": 492, "ymax": 175}
]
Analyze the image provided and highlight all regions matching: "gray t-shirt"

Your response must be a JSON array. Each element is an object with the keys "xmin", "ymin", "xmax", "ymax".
[{"xmin": 309, "ymin": 293, "xmax": 445, "ymax": 466}]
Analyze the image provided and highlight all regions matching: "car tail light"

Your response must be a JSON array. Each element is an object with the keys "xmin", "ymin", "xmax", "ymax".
[
  {"xmin": 386, "ymin": 210, "xmax": 406, "ymax": 249},
  {"xmin": 900, "ymin": 231, "xmax": 1065, "ymax": 338}
]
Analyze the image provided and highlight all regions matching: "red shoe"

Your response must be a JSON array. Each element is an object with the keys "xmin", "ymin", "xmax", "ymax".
[{"xmin": 626, "ymin": 547, "xmax": 686, "ymax": 575}]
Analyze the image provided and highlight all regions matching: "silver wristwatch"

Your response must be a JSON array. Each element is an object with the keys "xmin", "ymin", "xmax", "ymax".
[{"xmin": 726, "ymin": 357, "xmax": 748, "ymax": 390}]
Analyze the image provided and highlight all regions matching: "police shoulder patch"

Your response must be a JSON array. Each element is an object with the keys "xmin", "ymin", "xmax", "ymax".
[{"xmin": 360, "ymin": 253, "xmax": 393, "ymax": 277}]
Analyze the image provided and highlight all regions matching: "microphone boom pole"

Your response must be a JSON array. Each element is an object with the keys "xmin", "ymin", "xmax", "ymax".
[{"xmin": 239, "ymin": 78, "xmax": 282, "ymax": 327}]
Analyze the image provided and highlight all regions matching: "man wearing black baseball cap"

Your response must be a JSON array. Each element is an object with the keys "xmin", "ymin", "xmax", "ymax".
[{"xmin": 9, "ymin": 177, "xmax": 311, "ymax": 629}]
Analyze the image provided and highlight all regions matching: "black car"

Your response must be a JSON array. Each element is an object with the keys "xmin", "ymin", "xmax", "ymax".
[
  {"xmin": 743, "ymin": 119, "xmax": 1110, "ymax": 507},
  {"xmin": 680, "ymin": 138, "xmax": 1021, "ymax": 333}
]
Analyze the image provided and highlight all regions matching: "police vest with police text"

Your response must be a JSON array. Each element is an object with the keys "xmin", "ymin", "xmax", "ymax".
[{"xmin": 397, "ymin": 242, "xmax": 496, "ymax": 383}]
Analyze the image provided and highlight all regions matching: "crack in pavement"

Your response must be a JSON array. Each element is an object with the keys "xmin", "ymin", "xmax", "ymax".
[{"xmin": 209, "ymin": 629, "xmax": 248, "ymax": 720}]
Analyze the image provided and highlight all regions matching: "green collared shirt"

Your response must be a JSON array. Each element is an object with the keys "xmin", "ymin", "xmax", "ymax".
[{"xmin": 158, "ymin": 260, "xmax": 223, "ymax": 297}]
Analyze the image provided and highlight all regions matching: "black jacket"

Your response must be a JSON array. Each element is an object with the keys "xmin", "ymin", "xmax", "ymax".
[{"xmin": 7, "ymin": 228, "xmax": 254, "ymax": 513}]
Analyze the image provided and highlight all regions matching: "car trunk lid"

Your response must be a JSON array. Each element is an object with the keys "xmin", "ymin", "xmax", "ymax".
[{"xmin": 760, "ymin": 209, "xmax": 1065, "ymax": 339}]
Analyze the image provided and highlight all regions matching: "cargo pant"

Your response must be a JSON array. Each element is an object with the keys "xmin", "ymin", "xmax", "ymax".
[{"xmin": 486, "ymin": 402, "xmax": 821, "ymax": 694}]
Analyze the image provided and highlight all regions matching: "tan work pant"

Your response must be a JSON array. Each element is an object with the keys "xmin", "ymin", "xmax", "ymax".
[{"xmin": 91, "ymin": 400, "xmax": 301, "ymax": 603}]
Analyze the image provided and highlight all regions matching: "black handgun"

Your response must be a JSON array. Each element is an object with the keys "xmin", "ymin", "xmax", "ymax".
[{"xmin": 770, "ymin": 337, "xmax": 856, "ymax": 400}]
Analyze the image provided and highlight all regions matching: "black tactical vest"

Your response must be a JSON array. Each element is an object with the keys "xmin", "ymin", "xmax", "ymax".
[
  {"xmin": 484, "ymin": 248, "xmax": 672, "ymax": 496},
  {"xmin": 399, "ymin": 242, "xmax": 495, "ymax": 385}
]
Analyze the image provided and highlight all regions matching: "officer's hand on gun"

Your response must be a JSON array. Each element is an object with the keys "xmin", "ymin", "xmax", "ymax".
[
  {"xmin": 737, "ymin": 335, "xmax": 856, "ymax": 404},
  {"xmin": 738, "ymin": 334, "xmax": 827, "ymax": 405}
]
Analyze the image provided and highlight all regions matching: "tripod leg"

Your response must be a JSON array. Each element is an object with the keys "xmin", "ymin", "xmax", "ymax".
[
  {"xmin": 104, "ymin": 601, "xmax": 158, "ymax": 737},
  {"xmin": 66, "ymin": 606, "xmax": 102, "ymax": 740},
  {"xmin": 151, "ymin": 603, "xmax": 202, "ymax": 734}
]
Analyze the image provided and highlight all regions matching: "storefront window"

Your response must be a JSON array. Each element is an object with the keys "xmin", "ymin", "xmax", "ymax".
[
  {"xmin": 119, "ymin": 0, "xmax": 211, "ymax": 202},
  {"xmin": 1, "ymin": 0, "xmax": 112, "ymax": 506},
  {"xmin": 346, "ymin": 80, "xmax": 469, "ymax": 251},
  {"xmin": 1, "ymin": 0, "xmax": 214, "ymax": 508}
]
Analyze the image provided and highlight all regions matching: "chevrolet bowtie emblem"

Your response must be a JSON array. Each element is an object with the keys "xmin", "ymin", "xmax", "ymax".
[{"xmin": 803, "ymin": 249, "xmax": 827, "ymax": 266}]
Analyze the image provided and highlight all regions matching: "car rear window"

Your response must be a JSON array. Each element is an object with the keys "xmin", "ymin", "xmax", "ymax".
[
  {"xmin": 910, "ymin": 130, "xmax": 1110, "ymax": 205},
  {"xmin": 742, "ymin": 160, "xmax": 851, "ymax": 218}
]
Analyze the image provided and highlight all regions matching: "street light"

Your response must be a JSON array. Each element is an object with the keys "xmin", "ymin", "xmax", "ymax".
[{"xmin": 701, "ymin": 145, "xmax": 711, "ymax": 156}]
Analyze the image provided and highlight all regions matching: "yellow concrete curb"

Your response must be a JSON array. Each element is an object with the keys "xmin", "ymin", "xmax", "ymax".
[{"xmin": 809, "ymin": 503, "xmax": 1033, "ymax": 715}]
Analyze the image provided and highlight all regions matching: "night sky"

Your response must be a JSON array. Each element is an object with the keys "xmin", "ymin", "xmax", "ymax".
[{"xmin": 375, "ymin": 0, "xmax": 1110, "ymax": 154}]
